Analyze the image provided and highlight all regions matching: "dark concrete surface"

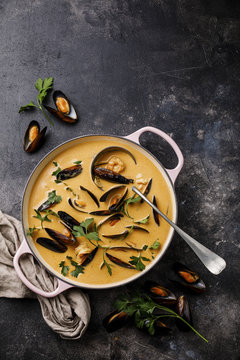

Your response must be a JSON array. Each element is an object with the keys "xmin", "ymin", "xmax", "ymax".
[{"xmin": 0, "ymin": 0, "xmax": 240, "ymax": 359}]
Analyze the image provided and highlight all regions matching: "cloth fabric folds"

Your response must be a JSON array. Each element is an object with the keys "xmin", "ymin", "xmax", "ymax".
[{"xmin": 0, "ymin": 210, "xmax": 91, "ymax": 339}]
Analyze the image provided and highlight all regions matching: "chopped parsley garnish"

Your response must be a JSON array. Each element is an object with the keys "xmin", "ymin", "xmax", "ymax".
[
  {"xmin": 149, "ymin": 240, "xmax": 160, "ymax": 250},
  {"xmin": 46, "ymin": 190, "xmax": 62, "ymax": 205},
  {"xmin": 129, "ymin": 254, "xmax": 150, "ymax": 271},
  {"xmin": 59, "ymin": 261, "xmax": 69, "ymax": 276},
  {"xmin": 33, "ymin": 209, "xmax": 52, "ymax": 228},
  {"xmin": 27, "ymin": 226, "xmax": 39, "ymax": 237},
  {"xmin": 134, "ymin": 215, "xmax": 150, "ymax": 224},
  {"xmin": 74, "ymin": 160, "xmax": 82, "ymax": 165}
]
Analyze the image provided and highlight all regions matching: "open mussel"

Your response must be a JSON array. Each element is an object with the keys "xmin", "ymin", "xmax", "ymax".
[
  {"xmin": 103, "ymin": 310, "xmax": 130, "ymax": 333},
  {"xmin": 82, "ymin": 246, "xmax": 98, "ymax": 266},
  {"xmin": 24, "ymin": 121, "xmax": 47, "ymax": 153},
  {"xmin": 96, "ymin": 213, "xmax": 123, "ymax": 229},
  {"xmin": 36, "ymin": 237, "xmax": 67, "ymax": 253},
  {"xmin": 140, "ymin": 178, "xmax": 152, "ymax": 203},
  {"xmin": 109, "ymin": 187, "xmax": 128, "ymax": 212},
  {"xmin": 89, "ymin": 210, "xmax": 112, "ymax": 216},
  {"xmin": 125, "ymin": 225, "xmax": 149, "ymax": 233},
  {"xmin": 80, "ymin": 185, "xmax": 99, "ymax": 208},
  {"xmin": 57, "ymin": 164, "xmax": 82, "ymax": 181},
  {"xmin": 145, "ymin": 281, "xmax": 177, "ymax": 305},
  {"xmin": 58, "ymin": 211, "xmax": 80, "ymax": 230},
  {"xmin": 106, "ymin": 253, "xmax": 135, "ymax": 269},
  {"xmin": 170, "ymin": 262, "xmax": 206, "ymax": 294},
  {"xmin": 68, "ymin": 198, "xmax": 89, "ymax": 213},
  {"xmin": 175, "ymin": 295, "xmax": 193, "ymax": 332},
  {"xmin": 152, "ymin": 195, "xmax": 160, "ymax": 226},
  {"xmin": 44, "ymin": 90, "xmax": 78, "ymax": 123},
  {"xmin": 141, "ymin": 319, "xmax": 171, "ymax": 335},
  {"xmin": 102, "ymin": 230, "xmax": 129, "ymax": 239},
  {"xmin": 75, "ymin": 243, "xmax": 98, "ymax": 265},
  {"xmin": 100, "ymin": 185, "xmax": 125, "ymax": 202},
  {"xmin": 93, "ymin": 168, "xmax": 134, "ymax": 186},
  {"xmin": 45, "ymin": 228, "xmax": 76, "ymax": 245}
]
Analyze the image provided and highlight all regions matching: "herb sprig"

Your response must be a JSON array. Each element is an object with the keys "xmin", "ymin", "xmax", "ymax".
[
  {"xmin": 19, "ymin": 77, "xmax": 54, "ymax": 126},
  {"xmin": 33, "ymin": 209, "xmax": 59, "ymax": 228},
  {"xmin": 129, "ymin": 253, "xmax": 150, "ymax": 271},
  {"xmin": 114, "ymin": 293, "xmax": 208, "ymax": 342}
]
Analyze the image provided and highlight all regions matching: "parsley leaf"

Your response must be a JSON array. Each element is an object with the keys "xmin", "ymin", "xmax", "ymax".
[
  {"xmin": 149, "ymin": 240, "xmax": 160, "ymax": 250},
  {"xmin": 142, "ymin": 245, "xmax": 148, "ymax": 251},
  {"xmin": 122, "ymin": 195, "xmax": 141, "ymax": 218},
  {"xmin": 33, "ymin": 209, "xmax": 52, "ymax": 228},
  {"xmin": 104, "ymin": 259, "xmax": 113, "ymax": 276},
  {"xmin": 80, "ymin": 218, "xmax": 94, "ymax": 232},
  {"xmin": 59, "ymin": 261, "xmax": 69, "ymax": 276},
  {"xmin": 134, "ymin": 215, "xmax": 150, "ymax": 224},
  {"xmin": 47, "ymin": 190, "xmax": 62, "ymax": 205},
  {"xmin": 71, "ymin": 264, "xmax": 84, "ymax": 277},
  {"xmin": 129, "ymin": 254, "xmax": 150, "ymax": 271},
  {"xmin": 74, "ymin": 160, "xmax": 82, "ymax": 164},
  {"xmin": 53, "ymin": 161, "xmax": 58, "ymax": 167},
  {"xmin": 27, "ymin": 226, "xmax": 39, "ymax": 237},
  {"xmin": 19, "ymin": 77, "xmax": 54, "ymax": 126}
]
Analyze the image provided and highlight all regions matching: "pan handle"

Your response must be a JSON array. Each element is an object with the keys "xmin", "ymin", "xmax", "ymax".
[
  {"xmin": 124, "ymin": 126, "xmax": 184, "ymax": 184},
  {"xmin": 13, "ymin": 239, "xmax": 73, "ymax": 298}
]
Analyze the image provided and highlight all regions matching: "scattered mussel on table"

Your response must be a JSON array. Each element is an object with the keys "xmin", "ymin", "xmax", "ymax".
[
  {"xmin": 24, "ymin": 120, "xmax": 47, "ymax": 153},
  {"xmin": 103, "ymin": 310, "xmax": 130, "ymax": 333},
  {"xmin": 169, "ymin": 262, "xmax": 206, "ymax": 293},
  {"xmin": 36, "ymin": 237, "xmax": 67, "ymax": 253},
  {"xmin": 145, "ymin": 281, "xmax": 177, "ymax": 305},
  {"xmin": 175, "ymin": 295, "xmax": 193, "ymax": 332},
  {"xmin": 44, "ymin": 90, "xmax": 78, "ymax": 123}
]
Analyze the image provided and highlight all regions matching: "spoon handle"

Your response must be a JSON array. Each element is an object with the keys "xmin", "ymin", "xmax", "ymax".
[{"xmin": 132, "ymin": 186, "xmax": 226, "ymax": 275}]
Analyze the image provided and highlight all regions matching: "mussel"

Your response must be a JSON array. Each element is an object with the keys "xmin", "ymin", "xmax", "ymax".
[
  {"xmin": 58, "ymin": 211, "xmax": 80, "ymax": 230},
  {"xmin": 152, "ymin": 195, "xmax": 160, "ymax": 226},
  {"xmin": 108, "ymin": 187, "xmax": 128, "ymax": 212},
  {"xmin": 106, "ymin": 253, "xmax": 135, "ymax": 269},
  {"xmin": 93, "ymin": 168, "xmax": 134, "ymax": 186},
  {"xmin": 24, "ymin": 121, "xmax": 47, "ymax": 153},
  {"xmin": 45, "ymin": 228, "xmax": 76, "ymax": 245},
  {"xmin": 75, "ymin": 243, "xmax": 98, "ymax": 265},
  {"xmin": 145, "ymin": 281, "xmax": 177, "ymax": 305},
  {"xmin": 102, "ymin": 230, "xmax": 129, "ymax": 239},
  {"xmin": 44, "ymin": 90, "xmax": 78, "ymax": 123},
  {"xmin": 56, "ymin": 164, "xmax": 82, "ymax": 181},
  {"xmin": 82, "ymin": 246, "xmax": 98, "ymax": 266},
  {"xmin": 80, "ymin": 185, "xmax": 99, "ymax": 208},
  {"xmin": 89, "ymin": 210, "xmax": 112, "ymax": 216},
  {"xmin": 125, "ymin": 225, "xmax": 149, "ymax": 233},
  {"xmin": 140, "ymin": 178, "xmax": 152, "ymax": 203},
  {"xmin": 103, "ymin": 310, "xmax": 130, "ymax": 333},
  {"xmin": 68, "ymin": 198, "xmax": 89, "ymax": 213},
  {"xmin": 175, "ymin": 295, "xmax": 193, "ymax": 332},
  {"xmin": 141, "ymin": 319, "xmax": 171, "ymax": 335},
  {"xmin": 170, "ymin": 262, "xmax": 206, "ymax": 294},
  {"xmin": 36, "ymin": 237, "xmax": 67, "ymax": 253},
  {"xmin": 99, "ymin": 185, "xmax": 126, "ymax": 202},
  {"xmin": 96, "ymin": 213, "xmax": 123, "ymax": 229}
]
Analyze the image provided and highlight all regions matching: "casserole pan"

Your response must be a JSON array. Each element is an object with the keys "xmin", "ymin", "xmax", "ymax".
[{"xmin": 13, "ymin": 126, "xmax": 184, "ymax": 297}]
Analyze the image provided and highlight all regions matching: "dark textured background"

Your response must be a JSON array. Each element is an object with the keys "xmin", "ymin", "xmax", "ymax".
[{"xmin": 0, "ymin": 1, "xmax": 239, "ymax": 359}]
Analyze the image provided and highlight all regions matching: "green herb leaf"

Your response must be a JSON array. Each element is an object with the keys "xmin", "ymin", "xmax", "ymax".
[
  {"xmin": 149, "ymin": 240, "xmax": 160, "ymax": 250},
  {"xmin": 44, "ymin": 209, "xmax": 59, "ymax": 218},
  {"xmin": 72, "ymin": 225, "xmax": 85, "ymax": 238},
  {"xmin": 86, "ymin": 232, "xmax": 101, "ymax": 241},
  {"xmin": 19, "ymin": 101, "xmax": 36, "ymax": 113},
  {"xmin": 33, "ymin": 209, "xmax": 52, "ymax": 228},
  {"xmin": 134, "ymin": 215, "xmax": 150, "ymax": 224},
  {"xmin": 129, "ymin": 254, "xmax": 150, "ymax": 271},
  {"xmin": 52, "ymin": 167, "xmax": 61, "ymax": 177},
  {"xmin": 27, "ymin": 226, "xmax": 39, "ymax": 237},
  {"xmin": 59, "ymin": 261, "xmax": 69, "ymax": 276},
  {"xmin": 80, "ymin": 218, "xmax": 94, "ymax": 232},
  {"xmin": 142, "ymin": 245, "xmax": 148, "ymax": 251},
  {"xmin": 55, "ymin": 179, "xmax": 62, "ymax": 184},
  {"xmin": 34, "ymin": 78, "xmax": 43, "ymax": 91},
  {"xmin": 123, "ymin": 195, "xmax": 141, "ymax": 218},
  {"xmin": 71, "ymin": 264, "xmax": 84, "ymax": 278},
  {"xmin": 53, "ymin": 161, "xmax": 58, "ymax": 167},
  {"xmin": 104, "ymin": 260, "xmax": 113, "ymax": 276},
  {"xmin": 74, "ymin": 160, "xmax": 82, "ymax": 164},
  {"xmin": 47, "ymin": 190, "xmax": 62, "ymax": 205}
]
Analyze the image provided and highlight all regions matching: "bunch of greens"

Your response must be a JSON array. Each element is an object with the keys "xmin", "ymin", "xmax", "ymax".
[
  {"xmin": 114, "ymin": 293, "xmax": 208, "ymax": 342},
  {"xmin": 59, "ymin": 256, "xmax": 84, "ymax": 278},
  {"xmin": 19, "ymin": 77, "xmax": 54, "ymax": 126}
]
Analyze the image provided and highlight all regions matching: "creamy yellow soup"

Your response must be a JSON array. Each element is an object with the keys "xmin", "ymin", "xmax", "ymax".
[{"xmin": 27, "ymin": 139, "xmax": 174, "ymax": 285}]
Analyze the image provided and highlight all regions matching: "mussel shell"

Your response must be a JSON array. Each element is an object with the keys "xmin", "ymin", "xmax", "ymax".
[
  {"xmin": 106, "ymin": 253, "xmax": 135, "ymax": 269},
  {"xmin": 68, "ymin": 198, "xmax": 89, "ymax": 213},
  {"xmin": 24, "ymin": 121, "xmax": 47, "ymax": 153},
  {"xmin": 80, "ymin": 185, "xmax": 99, "ymax": 208},
  {"xmin": 58, "ymin": 211, "xmax": 80, "ymax": 230},
  {"xmin": 44, "ymin": 227, "xmax": 75, "ymax": 245},
  {"xmin": 93, "ymin": 167, "xmax": 134, "ymax": 186},
  {"xmin": 96, "ymin": 213, "xmax": 123, "ymax": 229},
  {"xmin": 89, "ymin": 210, "xmax": 112, "ymax": 216},
  {"xmin": 57, "ymin": 164, "xmax": 82, "ymax": 181},
  {"xmin": 145, "ymin": 281, "xmax": 177, "ymax": 305},
  {"xmin": 103, "ymin": 310, "xmax": 130, "ymax": 333},
  {"xmin": 44, "ymin": 105, "xmax": 77, "ymax": 124},
  {"xmin": 125, "ymin": 225, "xmax": 149, "ymax": 233},
  {"xmin": 99, "ymin": 185, "xmax": 125, "ymax": 202},
  {"xmin": 140, "ymin": 178, "xmax": 152, "ymax": 203},
  {"xmin": 36, "ymin": 237, "xmax": 67, "ymax": 253},
  {"xmin": 109, "ymin": 187, "xmax": 128, "ymax": 212},
  {"xmin": 102, "ymin": 230, "xmax": 129, "ymax": 239},
  {"xmin": 175, "ymin": 295, "xmax": 193, "ymax": 332},
  {"xmin": 141, "ymin": 319, "xmax": 171, "ymax": 335},
  {"xmin": 82, "ymin": 247, "xmax": 98, "ymax": 266},
  {"xmin": 152, "ymin": 195, "xmax": 160, "ymax": 226},
  {"xmin": 170, "ymin": 262, "xmax": 206, "ymax": 294},
  {"xmin": 45, "ymin": 90, "xmax": 78, "ymax": 123},
  {"xmin": 38, "ymin": 199, "xmax": 56, "ymax": 212}
]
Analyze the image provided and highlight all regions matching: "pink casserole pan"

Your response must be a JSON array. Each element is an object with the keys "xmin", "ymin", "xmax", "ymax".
[{"xmin": 13, "ymin": 126, "xmax": 184, "ymax": 297}]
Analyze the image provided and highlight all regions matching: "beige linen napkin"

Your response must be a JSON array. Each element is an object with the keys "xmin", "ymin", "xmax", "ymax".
[{"xmin": 0, "ymin": 210, "xmax": 91, "ymax": 339}]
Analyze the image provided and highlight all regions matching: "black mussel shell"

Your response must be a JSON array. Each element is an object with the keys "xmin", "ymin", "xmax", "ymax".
[
  {"xmin": 103, "ymin": 310, "xmax": 130, "ymax": 333},
  {"xmin": 89, "ymin": 210, "xmax": 112, "ymax": 216},
  {"xmin": 82, "ymin": 247, "xmax": 98, "ymax": 266},
  {"xmin": 170, "ymin": 262, "xmax": 206, "ymax": 294},
  {"xmin": 45, "ymin": 90, "xmax": 78, "ymax": 123},
  {"xmin": 145, "ymin": 281, "xmax": 177, "ymax": 305},
  {"xmin": 24, "ymin": 121, "xmax": 47, "ymax": 153},
  {"xmin": 152, "ymin": 195, "xmax": 160, "ymax": 226},
  {"xmin": 125, "ymin": 225, "xmax": 149, "ymax": 233},
  {"xmin": 96, "ymin": 213, "xmax": 123, "ymax": 230},
  {"xmin": 44, "ymin": 228, "xmax": 75, "ymax": 245},
  {"xmin": 58, "ymin": 211, "xmax": 80, "ymax": 230},
  {"xmin": 56, "ymin": 164, "xmax": 82, "ymax": 181},
  {"xmin": 109, "ymin": 187, "xmax": 128, "ymax": 212},
  {"xmin": 102, "ymin": 230, "xmax": 129, "ymax": 239},
  {"xmin": 106, "ymin": 253, "xmax": 135, "ymax": 269},
  {"xmin": 68, "ymin": 198, "xmax": 89, "ymax": 213},
  {"xmin": 141, "ymin": 319, "xmax": 171, "ymax": 335},
  {"xmin": 38, "ymin": 199, "xmax": 55, "ymax": 212},
  {"xmin": 36, "ymin": 237, "xmax": 67, "ymax": 253},
  {"xmin": 93, "ymin": 168, "xmax": 134, "ymax": 187},
  {"xmin": 140, "ymin": 178, "xmax": 152, "ymax": 203},
  {"xmin": 80, "ymin": 185, "xmax": 99, "ymax": 208},
  {"xmin": 100, "ymin": 185, "xmax": 125, "ymax": 202},
  {"xmin": 175, "ymin": 295, "xmax": 193, "ymax": 332}
]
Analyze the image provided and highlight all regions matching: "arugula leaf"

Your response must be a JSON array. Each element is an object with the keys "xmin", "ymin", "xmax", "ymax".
[
  {"xmin": 33, "ymin": 209, "xmax": 52, "ymax": 228},
  {"xmin": 19, "ymin": 77, "xmax": 54, "ymax": 126},
  {"xmin": 134, "ymin": 215, "xmax": 150, "ymax": 224},
  {"xmin": 149, "ymin": 240, "xmax": 160, "ymax": 250},
  {"xmin": 27, "ymin": 226, "xmax": 39, "ymax": 237},
  {"xmin": 129, "ymin": 254, "xmax": 150, "ymax": 271},
  {"xmin": 47, "ymin": 190, "xmax": 62, "ymax": 205},
  {"xmin": 74, "ymin": 160, "xmax": 82, "ymax": 164},
  {"xmin": 19, "ymin": 101, "xmax": 36, "ymax": 113},
  {"xmin": 59, "ymin": 261, "xmax": 69, "ymax": 276}
]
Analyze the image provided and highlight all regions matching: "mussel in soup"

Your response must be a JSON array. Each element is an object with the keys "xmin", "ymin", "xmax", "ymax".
[
  {"xmin": 44, "ymin": 90, "xmax": 78, "ymax": 123},
  {"xmin": 36, "ymin": 237, "xmax": 67, "ymax": 253},
  {"xmin": 24, "ymin": 121, "xmax": 47, "ymax": 153},
  {"xmin": 45, "ymin": 227, "xmax": 76, "ymax": 245},
  {"xmin": 58, "ymin": 211, "xmax": 80, "ymax": 230},
  {"xmin": 170, "ymin": 262, "xmax": 206, "ymax": 293},
  {"xmin": 80, "ymin": 185, "xmax": 99, "ymax": 208},
  {"xmin": 75, "ymin": 243, "xmax": 98, "ymax": 265},
  {"xmin": 106, "ymin": 253, "xmax": 135, "ymax": 269},
  {"xmin": 103, "ymin": 310, "xmax": 130, "ymax": 333},
  {"xmin": 93, "ymin": 167, "xmax": 134, "ymax": 185},
  {"xmin": 56, "ymin": 164, "xmax": 82, "ymax": 181}
]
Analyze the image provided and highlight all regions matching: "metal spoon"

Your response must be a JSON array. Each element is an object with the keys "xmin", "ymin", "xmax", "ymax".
[{"xmin": 132, "ymin": 186, "xmax": 226, "ymax": 275}]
